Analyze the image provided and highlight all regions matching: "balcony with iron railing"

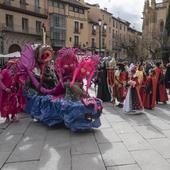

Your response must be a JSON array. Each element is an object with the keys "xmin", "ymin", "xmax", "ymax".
[
  {"xmin": 0, "ymin": 0, "xmax": 48, "ymax": 18},
  {"xmin": 0, "ymin": 23, "xmax": 42, "ymax": 36}
]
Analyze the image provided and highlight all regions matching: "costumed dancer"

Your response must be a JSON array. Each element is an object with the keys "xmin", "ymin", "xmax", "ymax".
[
  {"xmin": 155, "ymin": 62, "xmax": 168, "ymax": 104},
  {"xmin": 115, "ymin": 63, "xmax": 128, "ymax": 108},
  {"xmin": 165, "ymin": 63, "xmax": 170, "ymax": 95},
  {"xmin": 123, "ymin": 66, "xmax": 144, "ymax": 114},
  {"xmin": 107, "ymin": 56, "xmax": 116, "ymax": 105},
  {"xmin": 136, "ymin": 64, "xmax": 145, "ymax": 104},
  {"xmin": 143, "ymin": 69, "xmax": 157, "ymax": 109},
  {"xmin": 0, "ymin": 59, "xmax": 19, "ymax": 122},
  {"xmin": 70, "ymin": 55, "xmax": 100, "ymax": 96},
  {"xmin": 95, "ymin": 58, "xmax": 111, "ymax": 102}
]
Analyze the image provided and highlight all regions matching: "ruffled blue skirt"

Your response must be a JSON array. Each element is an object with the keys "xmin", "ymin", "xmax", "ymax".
[{"xmin": 24, "ymin": 91, "xmax": 102, "ymax": 131}]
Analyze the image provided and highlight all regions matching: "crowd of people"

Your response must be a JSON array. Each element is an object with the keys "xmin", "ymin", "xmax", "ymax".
[
  {"xmin": 0, "ymin": 44, "xmax": 170, "ymax": 130},
  {"xmin": 95, "ymin": 56, "xmax": 170, "ymax": 114}
]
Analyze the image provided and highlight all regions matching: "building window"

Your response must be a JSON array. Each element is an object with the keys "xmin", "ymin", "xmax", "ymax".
[
  {"xmin": 36, "ymin": 21, "xmax": 41, "ymax": 33},
  {"xmin": 54, "ymin": 1, "xmax": 64, "ymax": 8},
  {"xmin": 91, "ymin": 38, "xmax": 95, "ymax": 48},
  {"xmin": 4, "ymin": 0, "xmax": 11, "ymax": 5},
  {"xmin": 112, "ymin": 30, "xmax": 114, "ymax": 38},
  {"xmin": 52, "ymin": 29, "xmax": 66, "ymax": 47},
  {"xmin": 69, "ymin": 6, "xmax": 74, "ymax": 11},
  {"xmin": 35, "ymin": 0, "xmax": 40, "ymax": 13},
  {"xmin": 53, "ymin": 14, "xmax": 66, "ymax": 28},
  {"xmin": 79, "ymin": 8, "xmax": 84, "ymax": 14},
  {"xmin": 80, "ymin": 23, "xmax": 83, "ymax": 29},
  {"xmin": 74, "ymin": 7, "xmax": 78, "ymax": 12},
  {"xmin": 160, "ymin": 21, "xmax": 164, "ymax": 33},
  {"xmin": 120, "ymin": 24, "xmax": 122, "ymax": 30},
  {"xmin": 113, "ymin": 20, "xmax": 115, "ymax": 27},
  {"xmin": 48, "ymin": 0, "xmax": 53, "ymax": 6},
  {"xmin": 74, "ymin": 21, "xmax": 79, "ymax": 33},
  {"xmin": 6, "ymin": 14, "xmax": 13, "ymax": 30},
  {"xmin": 69, "ymin": 5, "xmax": 84, "ymax": 14},
  {"xmin": 20, "ymin": 0, "xmax": 27, "ymax": 9},
  {"xmin": 74, "ymin": 36, "xmax": 79, "ymax": 47},
  {"xmin": 22, "ymin": 18, "xmax": 28, "ymax": 32}
]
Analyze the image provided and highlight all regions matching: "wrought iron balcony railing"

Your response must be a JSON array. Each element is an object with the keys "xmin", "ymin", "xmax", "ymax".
[{"xmin": 0, "ymin": 23, "xmax": 42, "ymax": 36}]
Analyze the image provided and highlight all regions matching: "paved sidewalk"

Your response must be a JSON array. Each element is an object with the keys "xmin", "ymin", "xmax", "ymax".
[{"xmin": 0, "ymin": 100, "xmax": 170, "ymax": 169}]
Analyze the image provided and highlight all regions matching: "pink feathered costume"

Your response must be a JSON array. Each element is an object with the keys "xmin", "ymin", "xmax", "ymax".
[{"xmin": 0, "ymin": 66, "xmax": 18, "ymax": 118}]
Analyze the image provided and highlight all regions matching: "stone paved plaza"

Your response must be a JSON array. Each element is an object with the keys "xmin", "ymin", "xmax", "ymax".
[{"xmin": 0, "ymin": 96, "xmax": 170, "ymax": 170}]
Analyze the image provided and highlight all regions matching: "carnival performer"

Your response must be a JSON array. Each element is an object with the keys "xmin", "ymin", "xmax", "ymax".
[
  {"xmin": 24, "ymin": 47, "xmax": 102, "ymax": 131},
  {"xmin": 70, "ymin": 55, "xmax": 100, "ymax": 96},
  {"xmin": 26, "ymin": 48, "xmax": 78, "ymax": 96},
  {"xmin": 115, "ymin": 63, "xmax": 128, "ymax": 108},
  {"xmin": 143, "ymin": 69, "xmax": 157, "ymax": 109},
  {"xmin": 0, "ymin": 59, "xmax": 19, "ymax": 122},
  {"xmin": 123, "ymin": 66, "xmax": 144, "ymax": 113},
  {"xmin": 165, "ymin": 63, "xmax": 170, "ymax": 95},
  {"xmin": 95, "ymin": 58, "xmax": 111, "ymax": 102},
  {"xmin": 107, "ymin": 57, "xmax": 116, "ymax": 104},
  {"xmin": 139, "ymin": 72, "xmax": 147, "ymax": 105},
  {"xmin": 155, "ymin": 62, "xmax": 168, "ymax": 104},
  {"xmin": 136, "ymin": 64, "xmax": 145, "ymax": 104}
]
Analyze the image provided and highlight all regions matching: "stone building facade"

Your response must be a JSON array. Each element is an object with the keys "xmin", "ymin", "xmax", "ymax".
[
  {"xmin": 0, "ymin": 0, "xmax": 142, "ymax": 61},
  {"xmin": 142, "ymin": 0, "xmax": 169, "ymax": 59},
  {"xmin": 48, "ymin": 0, "xmax": 89, "ymax": 51},
  {"xmin": 0, "ymin": 0, "xmax": 48, "ymax": 54}
]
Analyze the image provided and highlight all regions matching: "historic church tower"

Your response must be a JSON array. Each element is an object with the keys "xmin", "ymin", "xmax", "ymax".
[
  {"xmin": 143, "ymin": 0, "xmax": 169, "ymax": 37},
  {"xmin": 142, "ymin": 0, "xmax": 169, "ymax": 59}
]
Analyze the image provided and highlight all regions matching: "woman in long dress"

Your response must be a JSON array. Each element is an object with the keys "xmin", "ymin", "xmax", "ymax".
[{"xmin": 123, "ymin": 66, "xmax": 144, "ymax": 114}]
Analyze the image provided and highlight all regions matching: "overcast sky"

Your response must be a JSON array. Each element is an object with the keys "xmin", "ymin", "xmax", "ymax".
[{"xmin": 85, "ymin": 0, "xmax": 163, "ymax": 31}]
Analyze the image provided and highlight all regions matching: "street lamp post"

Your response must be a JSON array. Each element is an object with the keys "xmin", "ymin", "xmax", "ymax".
[
  {"xmin": 98, "ymin": 19, "xmax": 107, "ymax": 57},
  {"xmin": 98, "ymin": 19, "xmax": 102, "ymax": 57}
]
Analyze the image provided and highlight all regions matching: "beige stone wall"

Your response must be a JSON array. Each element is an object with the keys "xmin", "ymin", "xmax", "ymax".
[
  {"xmin": 0, "ymin": 0, "xmax": 48, "ymax": 53},
  {"xmin": 66, "ymin": 3, "xmax": 88, "ymax": 48},
  {"xmin": 0, "ymin": 9, "xmax": 45, "ymax": 34}
]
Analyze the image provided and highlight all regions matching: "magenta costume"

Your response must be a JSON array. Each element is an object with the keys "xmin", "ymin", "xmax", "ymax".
[
  {"xmin": 23, "ymin": 47, "xmax": 103, "ymax": 131},
  {"xmin": 0, "ymin": 68, "xmax": 18, "ymax": 118}
]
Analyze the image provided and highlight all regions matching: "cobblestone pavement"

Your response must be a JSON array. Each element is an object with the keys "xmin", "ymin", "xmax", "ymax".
[{"xmin": 0, "ymin": 95, "xmax": 170, "ymax": 170}]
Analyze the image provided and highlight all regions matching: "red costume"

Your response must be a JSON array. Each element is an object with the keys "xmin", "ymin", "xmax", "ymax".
[
  {"xmin": 143, "ymin": 75, "xmax": 157, "ymax": 109},
  {"xmin": 139, "ymin": 74, "xmax": 147, "ymax": 104},
  {"xmin": 0, "ymin": 68, "xmax": 18, "ymax": 119},
  {"xmin": 155, "ymin": 67, "xmax": 168, "ymax": 103},
  {"xmin": 115, "ymin": 70, "xmax": 128, "ymax": 104},
  {"xmin": 130, "ymin": 76, "xmax": 143, "ymax": 110}
]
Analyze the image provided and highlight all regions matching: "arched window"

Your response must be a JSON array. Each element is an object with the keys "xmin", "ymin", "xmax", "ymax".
[
  {"xmin": 160, "ymin": 20, "xmax": 164, "ymax": 33},
  {"xmin": 8, "ymin": 44, "xmax": 21, "ymax": 53}
]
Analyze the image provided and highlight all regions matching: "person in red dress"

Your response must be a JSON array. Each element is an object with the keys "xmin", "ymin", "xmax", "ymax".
[
  {"xmin": 155, "ymin": 62, "xmax": 168, "ymax": 104},
  {"xmin": 143, "ymin": 69, "xmax": 157, "ymax": 109},
  {"xmin": 115, "ymin": 63, "xmax": 128, "ymax": 108}
]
